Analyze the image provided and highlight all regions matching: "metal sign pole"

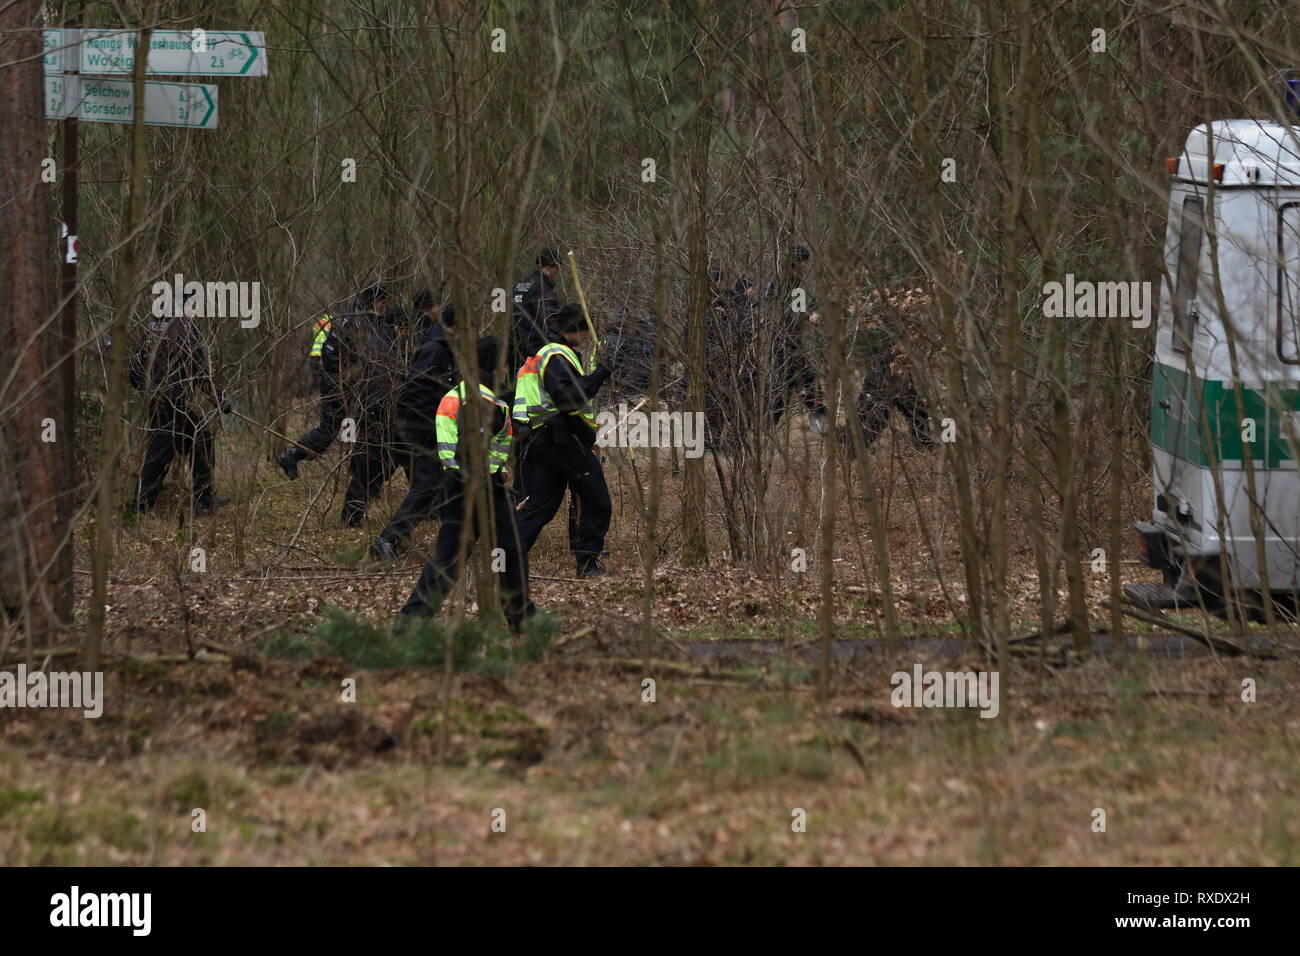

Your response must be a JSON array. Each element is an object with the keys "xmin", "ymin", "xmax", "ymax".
[{"xmin": 60, "ymin": 17, "xmax": 80, "ymax": 483}]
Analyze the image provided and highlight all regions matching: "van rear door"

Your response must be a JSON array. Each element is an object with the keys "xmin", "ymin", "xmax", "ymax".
[
  {"xmin": 1155, "ymin": 193, "xmax": 1207, "ymax": 535},
  {"xmin": 1259, "ymin": 201, "xmax": 1300, "ymax": 587}
]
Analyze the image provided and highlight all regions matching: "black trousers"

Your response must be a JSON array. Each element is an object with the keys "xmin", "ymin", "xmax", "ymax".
[
  {"xmin": 515, "ymin": 427, "xmax": 611, "ymax": 566},
  {"xmin": 134, "ymin": 405, "xmax": 213, "ymax": 511},
  {"xmin": 771, "ymin": 353, "xmax": 824, "ymax": 424},
  {"xmin": 854, "ymin": 374, "xmax": 933, "ymax": 448},
  {"xmin": 290, "ymin": 383, "xmax": 344, "ymax": 459},
  {"xmin": 342, "ymin": 409, "xmax": 412, "ymax": 524},
  {"xmin": 511, "ymin": 423, "xmax": 579, "ymax": 554},
  {"xmin": 379, "ymin": 420, "xmax": 446, "ymax": 544},
  {"xmin": 400, "ymin": 474, "xmax": 528, "ymax": 626},
  {"xmin": 705, "ymin": 381, "xmax": 750, "ymax": 453}
]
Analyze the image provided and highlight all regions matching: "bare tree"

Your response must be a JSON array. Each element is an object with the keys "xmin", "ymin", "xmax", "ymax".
[{"xmin": 0, "ymin": 0, "xmax": 73, "ymax": 643}]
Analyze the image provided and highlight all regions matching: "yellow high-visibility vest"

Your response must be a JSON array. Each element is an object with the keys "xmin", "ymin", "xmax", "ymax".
[
  {"xmin": 309, "ymin": 313, "xmax": 333, "ymax": 358},
  {"xmin": 512, "ymin": 353, "xmax": 542, "ymax": 424},
  {"xmin": 436, "ymin": 382, "xmax": 512, "ymax": 473},
  {"xmin": 532, "ymin": 342, "xmax": 597, "ymax": 430}
]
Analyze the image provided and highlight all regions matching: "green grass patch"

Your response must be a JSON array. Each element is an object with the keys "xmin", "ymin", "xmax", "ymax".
[
  {"xmin": 266, "ymin": 606, "xmax": 558, "ymax": 675},
  {"xmin": 0, "ymin": 786, "xmax": 43, "ymax": 819}
]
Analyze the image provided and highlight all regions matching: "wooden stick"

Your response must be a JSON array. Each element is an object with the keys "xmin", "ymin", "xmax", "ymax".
[
  {"xmin": 226, "ymin": 407, "xmax": 313, "ymax": 454},
  {"xmin": 567, "ymin": 249, "xmax": 599, "ymax": 370}
]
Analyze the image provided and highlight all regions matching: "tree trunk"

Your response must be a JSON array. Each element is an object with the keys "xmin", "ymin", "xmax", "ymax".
[
  {"xmin": 87, "ymin": 22, "xmax": 154, "ymax": 670},
  {"xmin": 681, "ymin": 0, "xmax": 714, "ymax": 567},
  {"xmin": 0, "ymin": 0, "xmax": 73, "ymax": 639}
]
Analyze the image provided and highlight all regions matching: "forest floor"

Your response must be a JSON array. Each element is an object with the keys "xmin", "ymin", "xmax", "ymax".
[{"xmin": 2, "ymin": 412, "xmax": 1298, "ymax": 865}]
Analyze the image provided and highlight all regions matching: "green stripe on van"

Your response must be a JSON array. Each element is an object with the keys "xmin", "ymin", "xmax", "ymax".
[{"xmin": 1152, "ymin": 362, "xmax": 1300, "ymax": 467}]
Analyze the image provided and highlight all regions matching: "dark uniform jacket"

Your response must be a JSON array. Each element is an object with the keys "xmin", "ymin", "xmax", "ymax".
[
  {"xmin": 765, "ymin": 273, "xmax": 814, "ymax": 371},
  {"xmin": 511, "ymin": 270, "xmax": 562, "ymax": 369},
  {"xmin": 538, "ymin": 327, "xmax": 611, "ymax": 447},
  {"xmin": 602, "ymin": 316, "xmax": 656, "ymax": 393},
  {"xmin": 322, "ymin": 312, "xmax": 404, "ymax": 414},
  {"xmin": 400, "ymin": 324, "xmax": 458, "ymax": 424},
  {"xmin": 129, "ymin": 317, "xmax": 213, "ymax": 418}
]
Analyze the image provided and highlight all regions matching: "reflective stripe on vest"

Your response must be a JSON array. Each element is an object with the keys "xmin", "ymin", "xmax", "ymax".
[
  {"xmin": 535, "ymin": 342, "xmax": 596, "ymax": 430},
  {"xmin": 309, "ymin": 313, "xmax": 333, "ymax": 357},
  {"xmin": 512, "ymin": 354, "xmax": 542, "ymax": 424},
  {"xmin": 436, "ymin": 382, "xmax": 513, "ymax": 473}
]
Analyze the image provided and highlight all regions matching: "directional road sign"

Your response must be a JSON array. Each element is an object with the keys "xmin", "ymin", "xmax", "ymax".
[
  {"xmin": 43, "ymin": 28, "xmax": 76, "ymax": 74},
  {"xmin": 44, "ymin": 76, "xmax": 220, "ymax": 129},
  {"xmin": 79, "ymin": 29, "xmax": 267, "ymax": 76},
  {"xmin": 40, "ymin": 29, "xmax": 267, "ymax": 77}
]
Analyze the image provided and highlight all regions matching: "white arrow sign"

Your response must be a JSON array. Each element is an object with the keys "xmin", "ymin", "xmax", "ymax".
[
  {"xmin": 45, "ymin": 76, "xmax": 219, "ymax": 129},
  {"xmin": 77, "ymin": 29, "xmax": 267, "ymax": 77}
]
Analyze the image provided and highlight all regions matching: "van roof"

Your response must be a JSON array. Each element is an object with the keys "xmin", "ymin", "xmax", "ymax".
[{"xmin": 1179, "ymin": 119, "xmax": 1300, "ymax": 186}]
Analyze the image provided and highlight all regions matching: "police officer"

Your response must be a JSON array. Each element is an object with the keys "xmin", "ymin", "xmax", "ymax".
[
  {"xmin": 603, "ymin": 312, "xmax": 657, "ymax": 396},
  {"xmin": 702, "ymin": 276, "xmax": 762, "ymax": 454},
  {"xmin": 513, "ymin": 304, "xmax": 615, "ymax": 577},
  {"xmin": 852, "ymin": 311, "xmax": 935, "ymax": 450},
  {"xmin": 371, "ymin": 293, "xmax": 458, "ymax": 559},
  {"xmin": 509, "ymin": 248, "xmax": 565, "ymax": 375},
  {"xmin": 399, "ymin": 336, "xmax": 531, "ymax": 631},
  {"xmin": 127, "ymin": 312, "xmax": 227, "ymax": 516},
  {"xmin": 277, "ymin": 285, "xmax": 392, "ymax": 479},
  {"xmin": 766, "ymin": 245, "xmax": 826, "ymax": 429},
  {"xmin": 337, "ymin": 294, "xmax": 412, "ymax": 526},
  {"xmin": 509, "ymin": 252, "xmax": 584, "ymax": 555},
  {"xmin": 409, "ymin": 283, "xmax": 443, "ymax": 345}
]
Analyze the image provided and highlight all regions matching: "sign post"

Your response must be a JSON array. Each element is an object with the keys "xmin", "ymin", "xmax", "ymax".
[
  {"xmin": 42, "ymin": 22, "xmax": 264, "ymax": 520},
  {"xmin": 59, "ymin": 19, "xmax": 80, "ymax": 532}
]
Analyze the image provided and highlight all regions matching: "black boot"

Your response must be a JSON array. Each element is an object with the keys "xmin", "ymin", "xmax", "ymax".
[
  {"xmin": 506, "ymin": 600, "xmax": 538, "ymax": 636},
  {"xmin": 370, "ymin": 535, "xmax": 398, "ymax": 560},
  {"xmin": 576, "ymin": 556, "xmax": 607, "ymax": 578},
  {"xmin": 277, "ymin": 448, "xmax": 301, "ymax": 480},
  {"xmin": 124, "ymin": 497, "xmax": 151, "ymax": 518},
  {"xmin": 193, "ymin": 496, "xmax": 229, "ymax": 517}
]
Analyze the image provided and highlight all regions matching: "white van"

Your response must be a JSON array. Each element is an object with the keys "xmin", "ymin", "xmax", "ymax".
[{"xmin": 1129, "ymin": 119, "xmax": 1300, "ymax": 617}]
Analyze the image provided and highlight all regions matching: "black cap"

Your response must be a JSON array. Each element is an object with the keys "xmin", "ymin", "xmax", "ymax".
[
  {"xmin": 553, "ymin": 302, "xmax": 587, "ymax": 332},
  {"xmin": 413, "ymin": 289, "xmax": 435, "ymax": 313},
  {"xmin": 474, "ymin": 336, "xmax": 499, "ymax": 379},
  {"xmin": 355, "ymin": 284, "xmax": 390, "ymax": 311},
  {"xmin": 537, "ymin": 247, "xmax": 562, "ymax": 268},
  {"xmin": 441, "ymin": 304, "xmax": 456, "ymax": 327}
]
